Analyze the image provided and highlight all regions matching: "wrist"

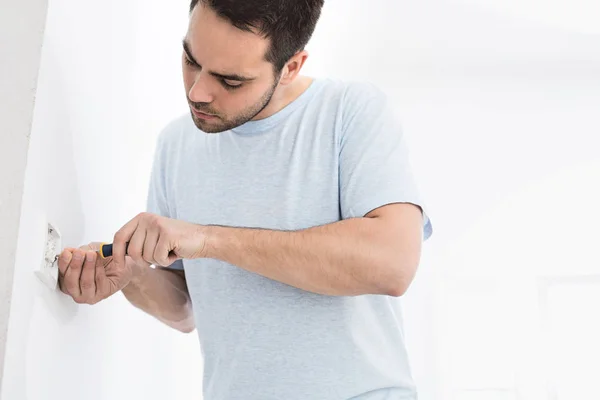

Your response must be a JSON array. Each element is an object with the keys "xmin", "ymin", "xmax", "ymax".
[
  {"xmin": 195, "ymin": 225, "xmax": 219, "ymax": 259},
  {"xmin": 127, "ymin": 257, "xmax": 150, "ymax": 286}
]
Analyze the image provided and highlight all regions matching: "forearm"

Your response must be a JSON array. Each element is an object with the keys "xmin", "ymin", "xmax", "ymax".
[
  {"xmin": 122, "ymin": 259, "xmax": 195, "ymax": 333},
  {"xmin": 202, "ymin": 217, "xmax": 413, "ymax": 297}
]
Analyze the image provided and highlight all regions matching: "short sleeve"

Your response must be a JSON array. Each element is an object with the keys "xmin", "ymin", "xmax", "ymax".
[
  {"xmin": 146, "ymin": 131, "xmax": 185, "ymax": 270},
  {"xmin": 339, "ymin": 83, "xmax": 433, "ymax": 241}
]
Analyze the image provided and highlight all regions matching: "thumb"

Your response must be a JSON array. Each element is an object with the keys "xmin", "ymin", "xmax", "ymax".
[{"xmin": 83, "ymin": 242, "xmax": 104, "ymax": 252}]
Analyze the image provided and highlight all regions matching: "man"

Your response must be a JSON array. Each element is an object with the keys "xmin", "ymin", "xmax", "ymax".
[{"xmin": 58, "ymin": 0, "xmax": 433, "ymax": 398}]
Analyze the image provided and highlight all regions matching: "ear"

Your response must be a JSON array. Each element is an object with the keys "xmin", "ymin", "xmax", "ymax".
[{"xmin": 279, "ymin": 50, "xmax": 309, "ymax": 85}]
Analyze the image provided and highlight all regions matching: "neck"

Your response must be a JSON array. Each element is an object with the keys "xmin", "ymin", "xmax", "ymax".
[{"xmin": 251, "ymin": 75, "xmax": 313, "ymax": 121}]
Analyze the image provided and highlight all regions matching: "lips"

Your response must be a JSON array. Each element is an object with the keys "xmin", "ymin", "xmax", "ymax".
[{"xmin": 192, "ymin": 108, "xmax": 217, "ymax": 120}]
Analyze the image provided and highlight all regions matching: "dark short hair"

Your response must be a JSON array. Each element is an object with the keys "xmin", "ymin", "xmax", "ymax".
[{"xmin": 190, "ymin": 0, "xmax": 324, "ymax": 72}]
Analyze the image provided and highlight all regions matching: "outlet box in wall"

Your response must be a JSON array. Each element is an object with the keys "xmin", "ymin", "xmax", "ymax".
[{"xmin": 34, "ymin": 220, "xmax": 61, "ymax": 290}]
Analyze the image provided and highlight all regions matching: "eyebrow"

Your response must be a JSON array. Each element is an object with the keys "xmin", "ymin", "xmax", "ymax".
[{"xmin": 182, "ymin": 39, "xmax": 256, "ymax": 82}]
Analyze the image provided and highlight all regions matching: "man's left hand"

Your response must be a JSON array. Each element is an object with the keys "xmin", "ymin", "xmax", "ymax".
[{"xmin": 111, "ymin": 212, "xmax": 206, "ymax": 269}]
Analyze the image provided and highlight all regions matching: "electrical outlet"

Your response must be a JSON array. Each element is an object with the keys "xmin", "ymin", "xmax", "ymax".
[{"xmin": 35, "ymin": 221, "xmax": 61, "ymax": 290}]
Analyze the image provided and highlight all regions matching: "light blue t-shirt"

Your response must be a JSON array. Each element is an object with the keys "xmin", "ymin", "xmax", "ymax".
[{"xmin": 146, "ymin": 77, "xmax": 433, "ymax": 400}]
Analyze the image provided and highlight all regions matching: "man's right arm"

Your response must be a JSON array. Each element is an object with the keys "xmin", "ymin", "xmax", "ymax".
[
  {"xmin": 122, "ymin": 259, "xmax": 195, "ymax": 333},
  {"xmin": 128, "ymin": 123, "xmax": 194, "ymax": 332}
]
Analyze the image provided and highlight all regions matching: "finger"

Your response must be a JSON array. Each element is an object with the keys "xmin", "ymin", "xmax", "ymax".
[
  {"xmin": 113, "ymin": 214, "xmax": 142, "ymax": 269},
  {"xmin": 58, "ymin": 249, "xmax": 76, "ymax": 294},
  {"xmin": 154, "ymin": 232, "xmax": 175, "ymax": 267},
  {"xmin": 143, "ymin": 225, "xmax": 160, "ymax": 265},
  {"xmin": 127, "ymin": 226, "xmax": 147, "ymax": 266},
  {"xmin": 94, "ymin": 259, "xmax": 111, "ymax": 302},
  {"xmin": 57, "ymin": 249, "xmax": 73, "ymax": 280},
  {"xmin": 79, "ymin": 251, "xmax": 97, "ymax": 303},
  {"xmin": 87, "ymin": 242, "xmax": 103, "ymax": 252},
  {"xmin": 63, "ymin": 249, "xmax": 84, "ymax": 300},
  {"xmin": 58, "ymin": 249, "xmax": 73, "ymax": 294}
]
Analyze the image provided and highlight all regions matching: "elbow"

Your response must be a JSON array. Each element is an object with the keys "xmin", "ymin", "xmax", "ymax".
[
  {"xmin": 176, "ymin": 304, "xmax": 196, "ymax": 333},
  {"xmin": 383, "ymin": 274, "xmax": 410, "ymax": 297},
  {"xmin": 379, "ymin": 256, "xmax": 419, "ymax": 298},
  {"xmin": 170, "ymin": 314, "xmax": 196, "ymax": 333},
  {"xmin": 167, "ymin": 302, "xmax": 196, "ymax": 333},
  {"xmin": 174, "ymin": 322, "xmax": 196, "ymax": 334},
  {"xmin": 386, "ymin": 282, "xmax": 409, "ymax": 297}
]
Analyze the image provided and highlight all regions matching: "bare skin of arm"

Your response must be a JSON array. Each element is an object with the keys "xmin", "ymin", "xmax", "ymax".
[
  {"xmin": 58, "ymin": 243, "xmax": 194, "ymax": 333},
  {"xmin": 112, "ymin": 203, "xmax": 424, "ymax": 298},
  {"xmin": 122, "ymin": 262, "xmax": 195, "ymax": 333}
]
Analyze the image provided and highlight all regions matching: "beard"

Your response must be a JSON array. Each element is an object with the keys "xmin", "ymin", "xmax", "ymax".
[{"xmin": 189, "ymin": 79, "xmax": 279, "ymax": 134}]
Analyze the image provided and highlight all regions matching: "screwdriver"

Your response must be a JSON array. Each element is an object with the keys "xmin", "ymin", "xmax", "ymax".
[{"xmin": 99, "ymin": 242, "xmax": 129, "ymax": 259}]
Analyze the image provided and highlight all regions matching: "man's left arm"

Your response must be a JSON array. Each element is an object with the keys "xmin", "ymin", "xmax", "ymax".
[
  {"xmin": 113, "ymin": 84, "xmax": 432, "ymax": 297},
  {"xmin": 197, "ymin": 85, "xmax": 431, "ymax": 297},
  {"xmin": 198, "ymin": 202, "xmax": 424, "ymax": 297}
]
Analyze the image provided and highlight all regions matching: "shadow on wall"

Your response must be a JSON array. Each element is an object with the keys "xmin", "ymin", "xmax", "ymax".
[{"xmin": 4, "ymin": 36, "xmax": 85, "ymax": 397}]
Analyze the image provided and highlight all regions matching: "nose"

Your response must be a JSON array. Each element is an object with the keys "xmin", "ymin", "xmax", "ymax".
[{"xmin": 188, "ymin": 72, "xmax": 215, "ymax": 104}]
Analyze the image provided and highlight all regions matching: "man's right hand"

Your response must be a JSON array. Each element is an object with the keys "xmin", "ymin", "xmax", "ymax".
[{"xmin": 58, "ymin": 242, "xmax": 144, "ymax": 305}]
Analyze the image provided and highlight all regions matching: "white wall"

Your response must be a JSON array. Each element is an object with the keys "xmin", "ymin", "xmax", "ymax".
[
  {"xmin": 1, "ymin": 0, "xmax": 201, "ymax": 399},
  {"xmin": 0, "ymin": 0, "xmax": 48, "ymax": 393},
  {"xmin": 3, "ymin": 0, "xmax": 599, "ymax": 399},
  {"xmin": 306, "ymin": 1, "xmax": 600, "ymax": 399}
]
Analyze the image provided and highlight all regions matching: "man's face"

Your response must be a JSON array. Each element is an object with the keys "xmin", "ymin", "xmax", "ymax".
[{"xmin": 182, "ymin": 4, "xmax": 280, "ymax": 133}]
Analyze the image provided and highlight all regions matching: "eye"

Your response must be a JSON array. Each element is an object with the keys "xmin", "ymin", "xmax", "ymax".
[
  {"xmin": 184, "ymin": 56, "xmax": 196, "ymax": 67},
  {"xmin": 222, "ymin": 79, "xmax": 243, "ymax": 90}
]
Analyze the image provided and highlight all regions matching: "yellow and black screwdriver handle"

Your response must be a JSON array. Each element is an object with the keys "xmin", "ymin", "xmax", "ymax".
[{"xmin": 99, "ymin": 242, "xmax": 129, "ymax": 259}]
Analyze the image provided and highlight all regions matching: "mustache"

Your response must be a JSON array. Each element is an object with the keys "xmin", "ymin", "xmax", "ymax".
[{"xmin": 188, "ymin": 99, "xmax": 218, "ymax": 116}]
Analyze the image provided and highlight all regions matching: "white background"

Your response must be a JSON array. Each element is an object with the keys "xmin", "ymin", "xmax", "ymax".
[{"xmin": 2, "ymin": 0, "xmax": 599, "ymax": 399}]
